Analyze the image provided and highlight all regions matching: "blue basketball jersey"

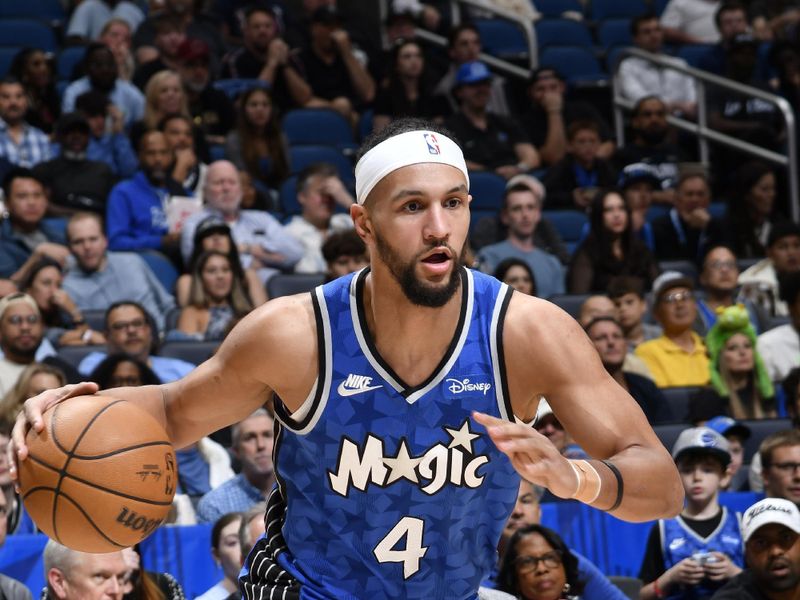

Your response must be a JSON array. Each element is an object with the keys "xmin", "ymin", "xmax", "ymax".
[{"xmin": 242, "ymin": 267, "xmax": 521, "ymax": 600}]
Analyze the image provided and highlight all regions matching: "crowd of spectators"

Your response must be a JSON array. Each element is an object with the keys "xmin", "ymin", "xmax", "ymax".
[{"xmin": 7, "ymin": 0, "xmax": 800, "ymax": 598}]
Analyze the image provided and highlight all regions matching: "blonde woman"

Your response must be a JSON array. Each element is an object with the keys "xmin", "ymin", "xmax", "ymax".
[{"xmin": 0, "ymin": 363, "xmax": 66, "ymax": 423}]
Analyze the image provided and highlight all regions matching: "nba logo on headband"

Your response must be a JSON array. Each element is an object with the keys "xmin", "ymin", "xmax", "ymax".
[{"xmin": 424, "ymin": 133, "xmax": 440, "ymax": 155}]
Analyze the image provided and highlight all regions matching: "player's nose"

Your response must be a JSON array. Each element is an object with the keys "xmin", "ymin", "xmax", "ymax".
[{"xmin": 423, "ymin": 204, "xmax": 450, "ymax": 241}]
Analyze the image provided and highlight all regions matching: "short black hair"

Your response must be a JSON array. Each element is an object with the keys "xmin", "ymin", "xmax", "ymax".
[
  {"xmin": 584, "ymin": 315, "xmax": 624, "ymax": 335},
  {"xmin": 447, "ymin": 23, "xmax": 480, "ymax": 49},
  {"xmin": 779, "ymin": 271, "xmax": 800, "ymax": 306},
  {"xmin": 768, "ymin": 221, "xmax": 800, "ymax": 248},
  {"xmin": 607, "ymin": 275, "xmax": 646, "ymax": 300},
  {"xmin": 75, "ymin": 89, "xmax": 108, "ymax": 117},
  {"xmin": 631, "ymin": 13, "xmax": 658, "ymax": 36},
  {"xmin": 83, "ymin": 42, "xmax": 112, "ymax": 67},
  {"xmin": 715, "ymin": 0, "xmax": 748, "ymax": 29},
  {"xmin": 632, "ymin": 95, "xmax": 666, "ymax": 117},
  {"xmin": 322, "ymin": 230, "xmax": 366, "ymax": 263},
  {"xmin": 297, "ymin": 162, "xmax": 337, "ymax": 195},
  {"xmin": 493, "ymin": 258, "xmax": 537, "ymax": 295},
  {"xmin": 244, "ymin": 2, "xmax": 278, "ymax": 22},
  {"xmin": 157, "ymin": 112, "xmax": 192, "ymax": 132},
  {"xmin": 88, "ymin": 353, "xmax": 162, "ymax": 388},
  {"xmin": 2, "ymin": 166, "xmax": 44, "ymax": 199},
  {"xmin": 503, "ymin": 182, "xmax": 539, "ymax": 210},
  {"xmin": 104, "ymin": 300, "xmax": 158, "ymax": 354},
  {"xmin": 356, "ymin": 117, "xmax": 458, "ymax": 163}
]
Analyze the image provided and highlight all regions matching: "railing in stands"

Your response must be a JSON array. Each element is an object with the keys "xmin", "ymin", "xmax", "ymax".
[{"xmin": 612, "ymin": 47, "xmax": 800, "ymax": 221}]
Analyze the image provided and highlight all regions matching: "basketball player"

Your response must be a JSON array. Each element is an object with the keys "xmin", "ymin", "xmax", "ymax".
[{"xmin": 9, "ymin": 118, "xmax": 682, "ymax": 599}]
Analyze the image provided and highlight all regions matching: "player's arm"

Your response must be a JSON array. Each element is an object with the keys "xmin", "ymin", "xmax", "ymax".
[{"xmin": 475, "ymin": 294, "xmax": 683, "ymax": 522}]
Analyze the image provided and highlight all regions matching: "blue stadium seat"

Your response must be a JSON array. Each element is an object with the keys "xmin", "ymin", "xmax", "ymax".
[
  {"xmin": 42, "ymin": 217, "xmax": 67, "ymax": 240},
  {"xmin": 57, "ymin": 344, "xmax": 105, "ymax": 369},
  {"xmin": 742, "ymin": 418, "xmax": 793, "ymax": 461},
  {"xmin": 597, "ymin": 19, "xmax": 633, "ymax": 49},
  {"xmin": 267, "ymin": 273, "xmax": 326, "ymax": 299},
  {"xmin": 288, "ymin": 145, "xmax": 354, "ymax": 184},
  {"xmin": 535, "ymin": 0, "xmax": 583, "ymax": 18},
  {"xmin": 468, "ymin": 171, "xmax": 506, "ymax": 211},
  {"xmin": 159, "ymin": 340, "xmax": 218, "ymax": 365},
  {"xmin": 81, "ymin": 309, "xmax": 107, "ymax": 332},
  {"xmin": 0, "ymin": 20, "xmax": 58, "ymax": 53},
  {"xmin": 646, "ymin": 203, "xmax": 671, "ymax": 222},
  {"xmin": 57, "ymin": 46, "xmax": 86, "ymax": 81},
  {"xmin": 0, "ymin": 0, "xmax": 66, "ymax": 24},
  {"xmin": 654, "ymin": 422, "xmax": 688, "ymax": 452},
  {"xmin": 544, "ymin": 210, "xmax": 589, "ymax": 245},
  {"xmin": 654, "ymin": 0, "xmax": 671, "ymax": 16},
  {"xmin": 660, "ymin": 386, "xmax": 701, "ymax": 423},
  {"xmin": 708, "ymin": 202, "xmax": 727, "ymax": 219},
  {"xmin": 538, "ymin": 46, "xmax": 606, "ymax": 83},
  {"xmin": 589, "ymin": 0, "xmax": 647, "ymax": 20},
  {"xmin": 605, "ymin": 45, "xmax": 631, "ymax": 71},
  {"xmin": 658, "ymin": 260, "xmax": 698, "ymax": 281},
  {"xmin": 474, "ymin": 18, "xmax": 529, "ymax": 60},
  {"xmin": 280, "ymin": 175, "xmax": 300, "ymax": 215},
  {"xmin": 535, "ymin": 19, "xmax": 593, "ymax": 50},
  {"xmin": 282, "ymin": 109, "xmax": 356, "ymax": 151},
  {"xmin": 676, "ymin": 44, "xmax": 713, "ymax": 68},
  {"xmin": 139, "ymin": 251, "xmax": 179, "ymax": 293},
  {"xmin": 0, "ymin": 48, "xmax": 19, "ymax": 79},
  {"xmin": 548, "ymin": 293, "xmax": 591, "ymax": 318},
  {"xmin": 212, "ymin": 78, "xmax": 267, "ymax": 99},
  {"xmin": 208, "ymin": 144, "xmax": 226, "ymax": 162},
  {"xmin": 358, "ymin": 108, "xmax": 373, "ymax": 142}
]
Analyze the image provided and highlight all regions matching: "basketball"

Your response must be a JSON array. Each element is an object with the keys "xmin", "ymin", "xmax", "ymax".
[{"xmin": 18, "ymin": 395, "xmax": 177, "ymax": 553}]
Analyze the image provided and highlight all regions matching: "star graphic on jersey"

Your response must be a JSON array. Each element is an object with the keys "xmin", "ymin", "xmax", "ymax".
[
  {"xmin": 445, "ymin": 419, "xmax": 480, "ymax": 453},
  {"xmin": 383, "ymin": 439, "xmax": 422, "ymax": 485}
]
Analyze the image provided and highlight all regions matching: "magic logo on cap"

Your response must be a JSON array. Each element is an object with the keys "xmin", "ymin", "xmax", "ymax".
[{"xmin": 424, "ymin": 133, "xmax": 440, "ymax": 155}]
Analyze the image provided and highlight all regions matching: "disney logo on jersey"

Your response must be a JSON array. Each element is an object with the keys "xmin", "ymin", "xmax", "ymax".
[
  {"xmin": 328, "ymin": 419, "xmax": 487, "ymax": 497},
  {"xmin": 446, "ymin": 378, "xmax": 492, "ymax": 396},
  {"xmin": 337, "ymin": 373, "xmax": 383, "ymax": 397}
]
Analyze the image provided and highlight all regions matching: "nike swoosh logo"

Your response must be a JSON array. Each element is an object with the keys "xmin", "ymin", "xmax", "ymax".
[{"xmin": 337, "ymin": 382, "xmax": 383, "ymax": 397}]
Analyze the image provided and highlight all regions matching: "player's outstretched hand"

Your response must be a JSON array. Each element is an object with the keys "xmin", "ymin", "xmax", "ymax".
[
  {"xmin": 7, "ymin": 382, "xmax": 99, "ymax": 485},
  {"xmin": 472, "ymin": 411, "xmax": 577, "ymax": 499}
]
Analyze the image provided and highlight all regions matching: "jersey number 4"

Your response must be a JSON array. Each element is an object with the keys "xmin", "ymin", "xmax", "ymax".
[{"xmin": 373, "ymin": 517, "xmax": 428, "ymax": 579}]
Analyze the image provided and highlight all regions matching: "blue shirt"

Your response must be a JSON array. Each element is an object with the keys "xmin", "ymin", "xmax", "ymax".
[
  {"xmin": 78, "ymin": 352, "xmax": 194, "ymax": 382},
  {"xmin": 0, "ymin": 218, "xmax": 66, "ymax": 279},
  {"xmin": 62, "ymin": 78, "xmax": 144, "ymax": 128},
  {"xmin": 86, "ymin": 133, "xmax": 138, "ymax": 178},
  {"xmin": 477, "ymin": 240, "xmax": 566, "ymax": 298},
  {"xmin": 0, "ymin": 119, "xmax": 52, "ymax": 168},
  {"xmin": 196, "ymin": 473, "xmax": 265, "ymax": 524}
]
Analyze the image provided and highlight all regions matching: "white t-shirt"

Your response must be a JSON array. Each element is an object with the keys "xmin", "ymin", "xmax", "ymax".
[{"xmin": 660, "ymin": 0, "xmax": 721, "ymax": 43}]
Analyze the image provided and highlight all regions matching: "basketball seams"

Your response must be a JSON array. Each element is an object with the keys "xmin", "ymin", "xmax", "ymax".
[
  {"xmin": 68, "ymin": 439, "xmax": 173, "ymax": 460},
  {"xmin": 57, "ymin": 492, "xmax": 128, "ymax": 549}
]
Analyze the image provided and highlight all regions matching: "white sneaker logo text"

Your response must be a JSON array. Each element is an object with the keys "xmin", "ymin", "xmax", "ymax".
[{"xmin": 338, "ymin": 374, "xmax": 382, "ymax": 397}]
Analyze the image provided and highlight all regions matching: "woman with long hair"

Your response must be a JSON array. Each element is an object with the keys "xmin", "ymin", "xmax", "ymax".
[
  {"xmin": 177, "ymin": 250, "xmax": 254, "ymax": 340},
  {"xmin": 567, "ymin": 189, "xmax": 659, "ymax": 294},
  {"xmin": 730, "ymin": 161, "xmax": 787, "ymax": 258},
  {"xmin": 196, "ymin": 512, "xmax": 244, "ymax": 600},
  {"xmin": 372, "ymin": 38, "xmax": 449, "ymax": 133},
  {"xmin": 0, "ymin": 363, "xmax": 66, "ymax": 423},
  {"xmin": 225, "ymin": 86, "xmax": 290, "ymax": 187},
  {"xmin": 497, "ymin": 524, "xmax": 585, "ymax": 600},
  {"xmin": 494, "ymin": 258, "xmax": 537, "ymax": 296},
  {"xmin": 10, "ymin": 47, "xmax": 60, "ymax": 133}
]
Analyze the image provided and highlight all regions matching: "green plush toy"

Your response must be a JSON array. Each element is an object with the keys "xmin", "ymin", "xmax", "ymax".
[{"xmin": 705, "ymin": 304, "xmax": 773, "ymax": 399}]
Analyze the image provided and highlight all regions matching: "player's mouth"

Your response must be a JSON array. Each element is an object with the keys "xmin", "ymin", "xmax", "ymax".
[{"xmin": 420, "ymin": 249, "xmax": 452, "ymax": 274}]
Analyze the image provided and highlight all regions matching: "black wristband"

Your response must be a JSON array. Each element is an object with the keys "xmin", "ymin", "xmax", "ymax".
[{"xmin": 601, "ymin": 459, "xmax": 623, "ymax": 512}]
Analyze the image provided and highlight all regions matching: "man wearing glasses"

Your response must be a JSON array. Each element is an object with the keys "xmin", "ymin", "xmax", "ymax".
[
  {"xmin": 635, "ymin": 271, "xmax": 711, "ymax": 388},
  {"xmin": 760, "ymin": 430, "xmax": 800, "ymax": 509}
]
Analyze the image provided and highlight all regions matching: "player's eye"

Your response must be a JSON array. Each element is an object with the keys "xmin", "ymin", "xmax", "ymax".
[
  {"xmin": 404, "ymin": 201, "xmax": 421, "ymax": 212},
  {"xmin": 445, "ymin": 197, "xmax": 462, "ymax": 208}
]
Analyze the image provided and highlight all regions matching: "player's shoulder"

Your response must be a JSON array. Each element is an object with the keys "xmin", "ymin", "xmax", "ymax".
[{"xmin": 504, "ymin": 291, "xmax": 579, "ymax": 333}]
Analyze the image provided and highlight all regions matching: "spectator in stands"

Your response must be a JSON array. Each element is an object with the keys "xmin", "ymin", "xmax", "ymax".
[
  {"xmin": 238, "ymin": 169, "xmax": 272, "ymax": 211},
  {"xmin": 119, "ymin": 545, "xmax": 185, "ymax": 599},
  {"xmin": 532, "ymin": 399, "xmax": 585, "ymax": 460},
  {"xmin": 9, "ymin": 48, "xmax": 60, "ymax": 135},
  {"xmin": 760, "ymin": 430, "xmax": 800, "ymax": 506},
  {"xmin": 496, "ymin": 524, "xmax": 586, "ymax": 600},
  {"xmin": 22, "ymin": 258, "xmax": 105, "ymax": 347},
  {"xmin": 176, "ymin": 38, "xmax": 235, "ymax": 147},
  {"xmin": 758, "ymin": 271, "xmax": 800, "ymax": 382},
  {"xmin": 99, "ymin": 18, "xmax": 135, "ymax": 82},
  {"xmin": 321, "ymin": 229, "xmax": 368, "ymax": 282},
  {"xmin": 494, "ymin": 258, "xmax": 536, "ymax": 296},
  {"xmin": 434, "ymin": 23, "xmax": 510, "ymax": 116},
  {"xmin": 740, "ymin": 222, "xmax": 800, "ymax": 318},
  {"xmin": 197, "ymin": 512, "xmax": 243, "ymax": 600},
  {"xmin": 176, "ymin": 251, "xmax": 253, "ymax": 341},
  {"xmin": 542, "ymin": 122, "xmax": 617, "ymax": 210},
  {"xmin": 106, "ymin": 130, "xmax": 186, "ymax": 260},
  {"xmin": 585, "ymin": 316, "xmax": 665, "ymax": 424},
  {"xmin": 0, "ymin": 168, "xmax": 68, "ymax": 285},
  {"xmin": 33, "ymin": 112, "xmax": 115, "ymax": 216},
  {"xmin": 176, "ymin": 216, "xmax": 266, "ymax": 307},
  {"xmin": 705, "ymin": 415, "xmax": 751, "ymax": 491},
  {"xmin": 784, "ymin": 369, "xmax": 800, "ymax": 423},
  {"xmin": 568, "ymin": 189, "xmax": 659, "ymax": 294},
  {"xmin": 619, "ymin": 14, "xmax": 697, "ymax": 117},
  {"xmin": 62, "ymin": 43, "xmax": 145, "ymax": 129},
  {"xmin": 75, "ymin": 89, "xmax": 138, "ymax": 178},
  {"xmin": 0, "ymin": 480, "xmax": 31, "ymax": 599},
  {"xmin": 285, "ymin": 162, "xmax": 355, "ymax": 274},
  {"xmin": 88, "ymin": 353, "xmax": 161, "ymax": 389},
  {"xmin": 445, "ymin": 61, "xmax": 539, "ymax": 179},
  {"xmin": 63, "ymin": 212, "xmax": 177, "ymax": 332},
  {"xmin": 696, "ymin": 245, "xmax": 760, "ymax": 333},
  {"xmin": 608, "ymin": 275, "xmax": 662, "ymax": 350},
  {"xmin": 619, "ymin": 163, "xmax": 660, "ymax": 250},
  {"xmin": 477, "ymin": 184, "xmax": 565, "ymax": 298},
  {"xmin": 173, "ymin": 439, "xmax": 235, "ymax": 526},
  {"xmin": 78, "ymin": 301, "xmax": 194, "ymax": 381},
  {"xmin": 651, "ymin": 172, "xmax": 729, "ymax": 262},
  {"xmin": 65, "ymin": 0, "xmax": 144, "ymax": 43},
  {"xmin": 43, "ymin": 540, "xmax": 128, "ymax": 600},
  {"xmin": 0, "ymin": 362, "xmax": 65, "ymax": 424},
  {"xmin": 372, "ymin": 39, "xmax": 449, "ymax": 133},
  {"xmin": 714, "ymin": 498, "xmax": 800, "ymax": 599},
  {"xmin": 636, "ymin": 271, "xmax": 711, "ymax": 388},
  {"xmin": 613, "ymin": 96, "xmax": 686, "ymax": 204},
  {"xmin": 660, "ymin": 0, "xmax": 722, "ymax": 45},
  {"xmin": 297, "ymin": 6, "xmax": 376, "ymax": 125},
  {"xmin": 730, "ymin": 161, "xmax": 787, "ymax": 259},
  {"xmin": 132, "ymin": 0, "xmax": 224, "ymax": 68},
  {"xmin": 689, "ymin": 305, "xmax": 776, "ymax": 423},
  {"xmin": 638, "ymin": 427, "xmax": 743, "ymax": 600},
  {"xmin": 181, "ymin": 161, "xmax": 304, "ymax": 284},
  {"xmin": 225, "ymin": 86, "xmax": 290, "ymax": 188},
  {"xmin": 219, "ymin": 4, "xmax": 312, "ymax": 113},
  {"xmin": 131, "ymin": 15, "xmax": 187, "ymax": 90},
  {"xmin": 698, "ymin": 1, "xmax": 752, "ymax": 74},
  {"xmin": 520, "ymin": 68, "xmax": 614, "ymax": 167},
  {"xmin": 159, "ymin": 113, "xmax": 207, "ymax": 201},
  {"xmin": 0, "ymin": 293, "xmax": 78, "ymax": 397},
  {"xmin": 197, "ymin": 408, "xmax": 275, "ymax": 523},
  {"xmin": 0, "ymin": 77, "xmax": 52, "ymax": 169}
]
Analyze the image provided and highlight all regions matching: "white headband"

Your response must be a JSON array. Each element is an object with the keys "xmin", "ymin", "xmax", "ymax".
[{"xmin": 354, "ymin": 130, "xmax": 470, "ymax": 204}]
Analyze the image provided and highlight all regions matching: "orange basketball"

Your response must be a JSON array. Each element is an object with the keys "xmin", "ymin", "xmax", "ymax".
[{"xmin": 18, "ymin": 395, "xmax": 177, "ymax": 553}]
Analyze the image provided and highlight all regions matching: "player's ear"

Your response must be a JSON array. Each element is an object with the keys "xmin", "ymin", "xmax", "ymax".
[
  {"xmin": 350, "ymin": 203, "xmax": 373, "ymax": 242},
  {"xmin": 48, "ymin": 568, "xmax": 68, "ymax": 597}
]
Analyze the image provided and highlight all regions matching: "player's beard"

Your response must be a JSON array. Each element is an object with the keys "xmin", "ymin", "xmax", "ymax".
[{"xmin": 374, "ymin": 234, "xmax": 464, "ymax": 308}]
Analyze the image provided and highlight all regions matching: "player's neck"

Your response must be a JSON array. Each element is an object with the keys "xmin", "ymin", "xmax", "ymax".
[{"xmin": 681, "ymin": 496, "xmax": 720, "ymax": 520}]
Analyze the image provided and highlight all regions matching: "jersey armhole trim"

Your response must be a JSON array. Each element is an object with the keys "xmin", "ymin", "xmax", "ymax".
[{"xmin": 491, "ymin": 284, "xmax": 516, "ymax": 422}]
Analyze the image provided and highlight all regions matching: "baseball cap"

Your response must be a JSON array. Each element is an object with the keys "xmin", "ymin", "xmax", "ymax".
[
  {"xmin": 455, "ymin": 61, "xmax": 493, "ymax": 87},
  {"xmin": 671, "ymin": 427, "xmax": 731, "ymax": 466},
  {"xmin": 528, "ymin": 67, "xmax": 563, "ymax": 85},
  {"xmin": 311, "ymin": 5, "xmax": 342, "ymax": 24},
  {"xmin": 767, "ymin": 221, "xmax": 800, "ymax": 248},
  {"xmin": 705, "ymin": 415, "xmax": 751, "ymax": 441},
  {"xmin": 194, "ymin": 216, "xmax": 230, "ymax": 240},
  {"xmin": 177, "ymin": 38, "xmax": 210, "ymax": 64},
  {"xmin": 618, "ymin": 163, "xmax": 660, "ymax": 190},
  {"xmin": 742, "ymin": 498, "xmax": 800, "ymax": 543},
  {"xmin": 652, "ymin": 271, "xmax": 694, "ymax": 304}
]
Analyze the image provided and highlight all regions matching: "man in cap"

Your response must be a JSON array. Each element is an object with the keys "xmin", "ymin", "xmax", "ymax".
[
  {"xmin": 618, "ymin": 163, "xmax": 661, "ymax": 250},
  {"xmin": 713, "ymin": 497, "xmax": 800, "ymax": 598},
  {"xmin": 636, "ymin": 271, "xmax": 711, "ymax": 388},
  {"xmin": 445, "ymin": 60, "xmax": 539, "ymax": 180}
]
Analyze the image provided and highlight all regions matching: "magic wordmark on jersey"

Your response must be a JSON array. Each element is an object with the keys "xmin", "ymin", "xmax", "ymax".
[{"xmin": 328, "ymin": 418, "xmax": 489, "ymax": 497}]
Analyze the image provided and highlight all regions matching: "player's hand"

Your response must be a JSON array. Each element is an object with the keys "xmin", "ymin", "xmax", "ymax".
[
  {"xmin": 472, "ymin": 411, "xmax": 577, "ymax": 499},
  {"xmin": 705, "ymin": 552, "xmax": 740, "ymax": 581},
  {"xmin": 665, "ymin": 557, "xmax": 705, "ymax": 586},
  {"xmin": 8, "ymin": 382, "xmax": 99, "ymax": 484}
]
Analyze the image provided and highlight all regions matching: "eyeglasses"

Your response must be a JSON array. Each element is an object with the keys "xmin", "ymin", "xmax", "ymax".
[
  {"xmin": 708, "ymin": 260, "xmax": 737, "ymax": 271},
  {"xmin": 110, "ymin": 376, "xmax": 142, "ymax": 387},
  {"xmin": 770, "ymin": 462, "xmax": 800, "ymax": 474},
  {"xmin": 109, "ymin": 318, "xmax": 147, "ymax": 332},
  {"xmin": 660, "ymin": 290, "xmax": 693, "ymax": 304},
  {"xmin": 5, "ymin": 314, "xmax": 40, "ymax": 326},
  {"xmin": 515, "ymin": 550, "xmax": 563, "ymax": 574}
]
